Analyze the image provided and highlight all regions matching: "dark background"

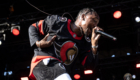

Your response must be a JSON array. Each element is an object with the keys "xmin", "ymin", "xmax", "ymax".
[{"xmin": 0, "ymin": 0, "xmax": 140, "ymax": 80}]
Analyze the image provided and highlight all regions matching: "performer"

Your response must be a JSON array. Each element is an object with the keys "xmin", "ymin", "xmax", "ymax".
[{"xmin": 28, "ymin": 8, "xmax": 103, "ymax": 80}]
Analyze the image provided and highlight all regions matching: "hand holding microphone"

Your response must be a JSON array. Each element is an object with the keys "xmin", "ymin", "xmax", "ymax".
[
  {"xmin": 91, "ymin": 27, "xmax": 103, "ymax": 46},
  {"xmin": 91, "ymin": 26, "xmax": 116, "ymax": 48}
]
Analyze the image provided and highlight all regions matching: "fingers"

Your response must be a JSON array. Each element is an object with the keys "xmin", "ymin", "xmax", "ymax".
[
  {"xmin": 43, "ymin": 33, "xmax": 49, "ymax": 40},
  {"xmin": 91, "ymin": 26, "xmax": 103, "ymax": 41},
  {"xmin": 46, "ymin": 35, "xmax": 57, "ymax": 46},
  {"xmin": 95, "ymin": 34, "xmax": 101, "ymax": 40},
  {"xmin": 92, "ymin": 26, "xmax": 103, "ymax": 34},
  {"xmin": 50, "ymin": 35, "xmax": 57, "ymax": 43},
  {"xmin": 92, "ymin": 27, "xmax": 102, "ymax": 38},
  {"xmin": 94, "ymin": 26, "xmax": 103, "ymax": 31}
]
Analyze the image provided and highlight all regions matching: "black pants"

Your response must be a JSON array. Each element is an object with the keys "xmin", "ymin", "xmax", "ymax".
[{"xmin": 33, "ymin": 59, "xmax": 71, "ymax": 80}]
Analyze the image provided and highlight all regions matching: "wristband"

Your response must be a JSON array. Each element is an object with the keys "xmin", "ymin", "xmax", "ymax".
[{"xmin": 91, "ymin": 45, "xmax": 98, "ymax": 48}]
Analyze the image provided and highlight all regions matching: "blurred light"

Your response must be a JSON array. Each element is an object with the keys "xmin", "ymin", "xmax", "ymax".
[
  {"xmin": 74, "ymin": 74, "xmax": 80, "ymax": 80},
  {"xmin": 9, "ymin": 5, "xmax": 14, "ymax": 13},
  {"xmin": 0, "ymin": 41, "xmax": 2, "ymax": 45},
  {"xmin": 132, "ymin": 75, "xmax": 136, "ymax": 79},
  {"xmin": 127, "ymin": 53, "xmax": 130, "ymax": 55},
  {"xmin": 96, "ymin": 78, "xmax": 100, "ymax": 80},
  {"xmin": 113, "ymin": 11, "xmax": 122, "ymax": 19},
  {"xmin": 136, "ymin": 63, "xmax": 140, "ymax": 68},
  {"xmin": 12, "ymin": 29, "xmax": 20, "ymax": 36},
  {"xmin": 4, "ymin": 72, "xmax": 7, "ymax": 76},
  {"xmin": 136, "ymin": 52, "xmax": 140, "ymax": 54},
  {"xmin": 111, "ymin": 55, "xmax": 115, "ymax": 57},
  {"xmin": 135, "ymin": 16, "xmax": 140, "ymax": 22},
  {"xmin": 3, "ymin": 34, "xmax": 6, "ymax": 40},
  {"xmin": 11, "ymin": 25, "xmax": 20, "ymax": 36},
  {"xmin": 21, "ymin": 77, "xmax": 29, "ymax": 80},
  {"xmin": 0, "ymin": 29, "xmax": 4, "ymax": 33},
  {"xmin": 84, "ymin": 70, "xmax": 93, "ymax": 74},
  {"xmin": 27, "ymin": 66, "xmax": 30, "ymax": 68},
  {"xmin": 8, "ymin": 71, "xmax": 12, "ymax": 75}
]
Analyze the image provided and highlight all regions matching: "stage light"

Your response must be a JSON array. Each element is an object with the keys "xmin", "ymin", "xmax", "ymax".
[
  {"xmin": 74, "ymin": 74, "xmax": 80, "ymax": 80},
  {"xmin": 136, "ymin": 63, "xmax": 140, "ymax": 68},
  {"xmin": 11, "ymin": 25, "xmax": 20, "ymax": 36},
  {"xmin": 0, "ymin": 40, "xmax": 2, "ymax": 45},
  {"xmin": 111, "ymin": 54, "xmax": 115, "ymax": 57},
  {"xmin": 4, "ymin": 71, "xmax": 7, "ymax": 76},
  {"xmin": 135, "ymin": 16, "xmax": 140, "ymax": 22},
  {"xmin": 0, "ymin": 33, "xmax": 6, "ymax": 42},
  {"xmin": 84, "ymin": 70, "xmax": 93, "ymax": 75},
  {"xmin": 8, "ymin": 71, "xmax": 12, "ymax": 75},
  {"xmin": 96, "ymin": 78, "xmax": 100, "ymax": 80},
  {"xmin": 136, "ymin": 52, "xmax": 140, "ymax": 54},
  {"xmin": 12, "ymin": 28, "xmax": 20, "ymax": 36},
  {"xmin": 21, "ymin": 77, "xmax": 29, "ymax": 80},
  {"xmin": 113, "ymin": 10, "xmax": 122, "ymax": 19},
  {"xmin": 132, "ymin": 74, "xmax": 136, "ymax": 79},
  {"xmin": 3, "ymin": 34, "xmax": 6, "ymax": 40},
  {"xmin": 127, "ymin": 53, "xmax": 130, "ymax": 55},
  {"xmin": 4, "ymin": 71, "xmax": 12, "ymax": 76},
  {"xmin": 27, "ymin": 66, "xmax": 30, "ymax": 68}
]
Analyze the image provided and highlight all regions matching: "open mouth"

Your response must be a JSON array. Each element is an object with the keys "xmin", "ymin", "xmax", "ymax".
[{"xmin": 85, "ymin": 29, "xmax": 91, "ymax": 42}]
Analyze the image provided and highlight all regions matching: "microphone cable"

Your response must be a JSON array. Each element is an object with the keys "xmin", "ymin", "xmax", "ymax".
[
  {"xmin": 25, "ymin": 0, "xmax": 52, "ymax": 15},
  {"xmin": 25, "ymin": 0, "xmax": 74, "ymax": 21}
]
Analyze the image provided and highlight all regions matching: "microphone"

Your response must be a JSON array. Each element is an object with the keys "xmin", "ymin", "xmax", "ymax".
[{"xmin": 95, "ymin": 30, "xmax": 117, "ymax": 41}]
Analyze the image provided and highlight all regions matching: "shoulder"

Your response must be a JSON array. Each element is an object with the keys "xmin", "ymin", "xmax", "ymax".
[
  {"xmin": 44, "ymin": 15, "xmax": 68, "ymax": 24},
  {"xmin": 28, "ymin": 24, "xmax": 37, "ymax": 32}
]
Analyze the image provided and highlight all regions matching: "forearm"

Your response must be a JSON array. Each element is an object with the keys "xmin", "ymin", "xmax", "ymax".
[
  {"xmin": 91, "ymin": 42, "xmax": 98, "ymax": 55},
  {"xmin": 35, "ymin": 40, "xmax": 47, "ymax": 48},
  {"xmin": 35, "ymin": 34, "xmax": 56, "ymax": 48},
  {"xmin": 91, "ymin": 47, "xmax": 97, "ymax": 55}
]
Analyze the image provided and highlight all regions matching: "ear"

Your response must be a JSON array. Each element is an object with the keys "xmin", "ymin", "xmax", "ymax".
[{"xmin": 81, "ymin": 14, "xmax": 85, "ymax": 21}]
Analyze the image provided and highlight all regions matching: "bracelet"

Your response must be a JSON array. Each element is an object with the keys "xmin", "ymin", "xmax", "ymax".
[{"xmin": 91, "ymin": 45, "xmax": 98, "ymax": 48}]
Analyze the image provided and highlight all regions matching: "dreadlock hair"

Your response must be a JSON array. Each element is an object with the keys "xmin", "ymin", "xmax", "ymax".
[{"xmin": 76, "ymin": 8, "xmax": 98, "ymax": 20}]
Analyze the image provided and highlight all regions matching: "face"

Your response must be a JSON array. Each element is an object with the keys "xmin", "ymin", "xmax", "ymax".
[{"xmin": 81, "ymin": 12, "xmax": 99, "ymax": 36}]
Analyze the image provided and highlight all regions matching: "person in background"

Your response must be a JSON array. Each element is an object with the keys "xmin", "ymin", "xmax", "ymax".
[{"xmin": 124, "ymin": 73, "xmax": 132, "ymax": 80}]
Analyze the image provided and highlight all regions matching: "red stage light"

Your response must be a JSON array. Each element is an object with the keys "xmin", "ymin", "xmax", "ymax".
[
  {"xmin": 113, "ymin": 11, "xmax": 122, "ymax": 19},
  {"xmin": 74, "ymin": 74, "xmax": 80, "ymax": 80},
  {"xmin": 12, "ymin": 28, "xmax": 20, "ymax": 36},
  {"xmin": 136, "ymin": 63, "xmax": 140, "ymax": 68},
  {"xmin": 84, "ymin": 70, "xmax": 93, "ymax": 74},
  {"xmin": 21, "ymin": 77, "xmax": 29, "ymax": 80}
]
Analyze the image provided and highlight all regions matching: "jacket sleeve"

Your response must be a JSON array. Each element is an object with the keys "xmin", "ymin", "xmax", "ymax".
[
  {"xmin": 28, "ymin": 25, "xmax": 41, "ymax": 47},
  {"xmin": 28, "ymin": 15, "xmax": 59, "ymax": 47}
]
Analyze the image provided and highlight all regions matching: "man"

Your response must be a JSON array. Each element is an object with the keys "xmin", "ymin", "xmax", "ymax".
[
  {"xmin": 124, "ymin": 73, "xmax": 132, "ymax": 80},
  {"xmin": 28, "ymin": 8, "xmax": 103, "ymax": 80}
]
